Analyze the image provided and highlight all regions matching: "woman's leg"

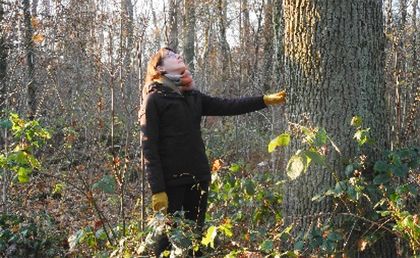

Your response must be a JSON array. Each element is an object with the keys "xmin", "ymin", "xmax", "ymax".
[
  {"xmin": 154, "ymin": 185, "xmax": 186, "ymax": 256},
  {"xmin": 183, "ymin": 181, "xmax": 209, "ymax": 231},
  {"xmin": 183, "ymin": 181, "xmax": 210, "ymax": 256}
]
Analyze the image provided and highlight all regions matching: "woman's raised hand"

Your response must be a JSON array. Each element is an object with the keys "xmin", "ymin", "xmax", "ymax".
[{"xmin": 263, "ymin": 90, "xmax": 287, "ymax": 106}]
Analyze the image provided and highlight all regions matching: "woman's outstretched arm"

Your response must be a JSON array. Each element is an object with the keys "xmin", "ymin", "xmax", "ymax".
[{"xmin": 200, "ymin": 92, "xmax": 268, "ymax": 116}]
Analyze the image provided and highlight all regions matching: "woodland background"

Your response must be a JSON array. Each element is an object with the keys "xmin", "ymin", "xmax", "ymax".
[{"xmin": 0, "ymin": 0, "xmax": 419, "ymax": 257}]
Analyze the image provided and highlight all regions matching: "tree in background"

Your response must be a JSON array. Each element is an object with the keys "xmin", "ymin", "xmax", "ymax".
[{"xmin": 281, "ymin": 0, "xmax": 396, "ymax": 256}]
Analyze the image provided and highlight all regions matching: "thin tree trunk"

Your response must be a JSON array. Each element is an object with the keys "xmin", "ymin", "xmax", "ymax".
[
  {"xmin": 272, "ymin": 0, "xmax": 285, "ymax": 175},
  {"xmin": 393, "ymin": 0, "xmax": 407, "ymax": 147},
  {"xmin": 0, "ymin": 2, "xmax": 9, "ymax": 215},
  {"xmin": 149, "ymin": 0, "xmax": 161, "ymax": 50},
  {"xmin": 167, "ymin": 0, "xmax": 179, "ymax": 51},
  {"xmin": 23, "ymin": 0, "xmax": 37, "ymax": 119},
  {"xmin": 241, "ymin": 0, "xmax": 251, "ymax": 86},
  {"xmin": 217, "ymin": 0, "xmax": 231, "ymax": 81},
  {"xmin": 282, "ymin": 0, "xmax": 395, "ymax": 257},
  {"xmin": 384, "ymin": 0, "xmax": 393, "ymax": 147},
  {"xmin": 183, "ymin": 0, "xmax": 195, "ymax": 73},
  {"xmin": 0, "ymin": 2, "xmax": 6, "ymax": 111},
  {"xmin": 261, "ymin": 0, "xmax": 274, "ymax": 92}
]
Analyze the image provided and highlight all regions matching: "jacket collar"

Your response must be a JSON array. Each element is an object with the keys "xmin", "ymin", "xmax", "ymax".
[{"xmin": 153, "ymin": 76, "xmax": 182, "ymax": 95}]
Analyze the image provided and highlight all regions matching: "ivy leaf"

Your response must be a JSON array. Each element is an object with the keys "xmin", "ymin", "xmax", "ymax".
[
  {"xmin": 0, "ymin": 119, "xmax": 12, "ymax": 129},
  {"xmin": 259, "ymin": 239, "xmax": 274, "ymax": 253},
  {"xmin": 373, "ymin": 161, "xmax": 388, "ymax": 173},
  {"xmin": 201, "ymin": 226, "xmax": 217, "ymax": 248},
  {"xmin": 268, "ymin": 133, "xmax": 290, "ymax": 153},
  {"xmin": 390, "ymin": 164, "xmax": 408, "ymax": 177},
  {"xmin": 243, "ymin": 179, "xmax": 255, "ymax": 195},
  {"xmin": 373, "ymin": 173, "xmax": 390, "ymax": 185},
  {"xmin": 92, "ymin": 175, "xmax": 116, "ymax": 193},
  {"xmin": 287, "ymin": 155, "xmax": 305, "ymax": 180},
  {"xmin": 345, "ymin": 164, "xmax": 354, "ymax": 177},
  {"xmin": 294, "ymin": 240, "xmax": 304, "ymax": 251}
]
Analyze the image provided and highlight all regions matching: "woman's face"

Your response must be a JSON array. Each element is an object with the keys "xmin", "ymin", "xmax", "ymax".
[{"xmin": 159, "ymin": 50, "xmax": 186, "ymax": 74}]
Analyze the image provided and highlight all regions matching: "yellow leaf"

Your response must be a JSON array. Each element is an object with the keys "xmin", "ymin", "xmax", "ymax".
[
  {"xmin": 32, "ymin": 34, "xmax": 44, "ymax": 43},
  {"xmin": 31, "ymin": 16, "xmax": 41, "ymax": 29},
  {"xmin": 357, "ymin": 239, "xmax": 368, "ymax": 251},
  {"xmin": 211, "ymin": 159, "xmax": 223, "ymax": 172}
]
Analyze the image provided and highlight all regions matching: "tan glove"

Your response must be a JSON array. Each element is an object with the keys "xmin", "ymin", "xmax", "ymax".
[
  {"xmin": 152, "ymin": 192, "xmax": 168, "ymax": 213},
  {"xmin": 263, "ymin": 90, "xmax": 286, "ymax": 105}
]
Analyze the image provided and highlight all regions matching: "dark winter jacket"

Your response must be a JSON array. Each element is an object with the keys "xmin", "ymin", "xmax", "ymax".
[{"xmin": 140, "ymin": 81, "xmax": 267, "ymax": 194}]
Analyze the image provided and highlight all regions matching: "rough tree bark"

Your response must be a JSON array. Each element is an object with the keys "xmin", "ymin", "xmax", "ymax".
[
  {"xmin": 217, "ymin": 0, "xmax": 231, "ymax": 80},
  {"xmin": 167, "ymin": 0, "xmax": 179, "ymax": 51},
  {"xmin": 23, "ymin": 0, "xmax": 36, "ymax": 119},
  {"xmin": 271, "ymin": 0, "xmax": 286, "ymax": 174},
  {"xmin": 183, "ymin": 0, "xmax": 195, "ymax": 73},
  {"xmin": 0, "ymin": 2, "xmax": 6, "ymax": 111},
  {"xmin": 281, "ymin": 0, "xmax": 395, "ymax": 257},
  {"xmin": 261, "ymin": 0, "xmax": 274, "ymax": 92}
]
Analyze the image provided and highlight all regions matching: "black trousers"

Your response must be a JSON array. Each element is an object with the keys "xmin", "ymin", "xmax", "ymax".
[{"xmin": 154, "ymin": 180, "xmax": 209, "ymax": 256}]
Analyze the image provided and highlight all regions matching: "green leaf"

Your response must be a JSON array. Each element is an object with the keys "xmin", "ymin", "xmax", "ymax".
[
  {"xmin": 229, "ymin": 163, "xmax": 241, "ymax": 173},
  {"xmin": 268, "ymin": 133, "xmax": 291, "ymax": 153},
  {"xmin": 345, "ymin": 164, "xmax": 354, "ymax": 177},
  {"xmin": 219, "ymin": 222, "xmax": 233, "ymax": 237},
  {"xmin": 243, "ymin": 179, "xmax": 255, "ymax": 195},
  {"xmin": 201, "ymin": 226, "xmax": 217, "ymax": 248},
  {"xmin": 92, "ymin": 175, "xmax": 116, "ymax": 193},
  {"xmin": 313, "ymin": 128, "xmax": 327, "ymax": 147},
  {"xmin": 294, "ymin": 240, "xmax": 304, "ymax": 251},
  {"xmin": 373, "ymin": 173, "xmax": 390, "ymax": 185},
  {"xmin": 303, "ymin": 150, "xmax": 325, "ymax": 166},
  {"xmin": 327, "ymin": 231, "xmax": 342, "ymax": 242},
  {"xmin": 0, "ymin": 119, "xmax": 12, "ymax": 129},
  {"xmin": 0, "ymin": 154, "xmax": 6, "ymax": 167},
  {"xmin": 95, "ymin": 228, "xmax": 107, "ymax": 241},
  {"xmin": 17, "ymin": 167, "xmax": 31, "ymax": 183},
  {"xmin": 259, "ymin": 239, "xmax": 274, "ymax": 253},
  {"xmin": 311, "ymin": 193, "xmax": 325, "ymax": 202},
  {"xmin": 26, "ymin": 154, "xmax": 41, "ymax": 169},
  {"xmin": 351, "ymin": 116, "xmax": 363, "ymax": 127},
  {"xmin": 390, "ymin": 164, "xmax": 408, "ymax": 177},
  {"xmin": 335, "ymin": 181, "xmax": 347, "ymax": 194},
  {"xmin": 354, "ymin": 128, "xmax": 370, "ymax": 146},
  {"xmin": 374, "ymin": 161, "xmax": 388, "ymax": 173}
]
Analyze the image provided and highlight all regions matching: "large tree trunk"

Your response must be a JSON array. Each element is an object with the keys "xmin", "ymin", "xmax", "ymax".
[
  {"xmin": 281, "ymin": 0, "xmax": 395, "ymax": 257},
  {"xmin": 183, "ymin": 0, "xmax": 195, "ymax": 73}
]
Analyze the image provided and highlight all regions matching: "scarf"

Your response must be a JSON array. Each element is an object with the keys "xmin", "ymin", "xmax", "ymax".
[{"xmin": 154, "ymin": 66, "xmax": 195, "ymax": 94}]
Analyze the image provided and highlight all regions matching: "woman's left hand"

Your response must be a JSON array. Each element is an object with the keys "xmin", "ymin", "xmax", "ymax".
[{"xmin": 263, "ymin": 90, "xmax": 286, "ymax": 105}]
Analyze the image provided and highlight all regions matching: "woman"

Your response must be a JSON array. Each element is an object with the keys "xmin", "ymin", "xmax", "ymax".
[{"xmin": 139, "ymin": 47, "xmax": 286, "ymax": 256}]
